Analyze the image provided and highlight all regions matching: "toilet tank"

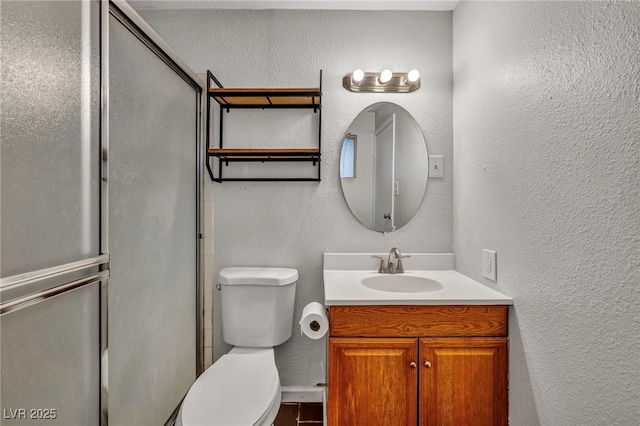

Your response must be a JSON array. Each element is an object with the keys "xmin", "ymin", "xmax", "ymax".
[{"xmin": 219, "ymin": 267, "xmax": 298, "ymax": 347}]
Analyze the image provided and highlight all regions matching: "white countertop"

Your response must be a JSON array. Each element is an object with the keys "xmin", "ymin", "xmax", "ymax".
[{"xmin": 323, "ymin": 253, "xmax": 513, "ymax": 306}]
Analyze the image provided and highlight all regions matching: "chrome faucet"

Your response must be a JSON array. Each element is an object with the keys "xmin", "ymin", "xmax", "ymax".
[{"xmin": 372, "ymin": 247, "xmax": 411, "ymax": 274}]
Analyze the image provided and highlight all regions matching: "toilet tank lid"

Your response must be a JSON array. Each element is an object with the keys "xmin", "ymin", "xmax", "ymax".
[{"xmin": 219, "ymin": 267, "xmax": 298, "ymax": 286}]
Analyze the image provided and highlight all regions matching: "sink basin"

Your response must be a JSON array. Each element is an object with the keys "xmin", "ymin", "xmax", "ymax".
[{"xmin": 361, "ymin": 275, "xmax": 443, "ymax": 293}]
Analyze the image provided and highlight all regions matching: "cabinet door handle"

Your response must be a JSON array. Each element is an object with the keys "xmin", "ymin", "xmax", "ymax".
[
  {"xmin": 409, "ymin": 362, "xmax": 417, "ymax": 369},
  {"xmin": 424, "ymin": 360, "xmax": 432, "ymax": 368}
]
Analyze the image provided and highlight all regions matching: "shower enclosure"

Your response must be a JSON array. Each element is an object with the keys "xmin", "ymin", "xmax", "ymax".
[{"xmin": 1, "ymin": 1, "xmax": 203, "ymax": 424}]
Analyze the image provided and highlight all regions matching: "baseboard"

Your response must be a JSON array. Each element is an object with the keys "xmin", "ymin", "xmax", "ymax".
[{"xmin": 281, "ymin": 385, "xmax": 325, "ymax": 403}]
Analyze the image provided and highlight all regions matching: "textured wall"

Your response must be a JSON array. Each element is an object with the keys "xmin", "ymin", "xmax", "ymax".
[
  {"xmin": 140, "ymin": 9, "xmax": 453, "ymax": 387},
  {"xmin": 453, "ymin": 2, "xmax": 640, "ymax": 424}
]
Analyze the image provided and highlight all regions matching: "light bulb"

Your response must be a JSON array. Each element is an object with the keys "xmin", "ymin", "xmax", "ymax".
[
  {"xmin": 407, "ymin": 69, "xmax": 420, "ymax": 83},
  {"xmin": 379, "ymin": 69, "xmax": 392, "ymax": 84},
  {"xmin": 352, "ymin": 69, "xmax": 364, "ymax": 83}
]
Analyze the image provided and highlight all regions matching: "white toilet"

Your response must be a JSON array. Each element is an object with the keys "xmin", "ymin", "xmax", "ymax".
[{"xmin": 177, "ymin": 267, "xmax": 298, "ymax": 426}]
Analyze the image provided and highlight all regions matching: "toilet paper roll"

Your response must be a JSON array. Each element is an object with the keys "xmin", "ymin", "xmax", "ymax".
[{"xmin": 299, "ymin": 302, "xmax": 329, "ymax": 340}]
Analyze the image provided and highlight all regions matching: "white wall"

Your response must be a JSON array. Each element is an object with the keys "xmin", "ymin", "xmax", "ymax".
[
  {"xmin": 453, "ymin": 1, "xmax": 639, "ymax": 424},
  {"xmin": 140, "ymin": 9, "xmax": 453, "ymax": 386}
]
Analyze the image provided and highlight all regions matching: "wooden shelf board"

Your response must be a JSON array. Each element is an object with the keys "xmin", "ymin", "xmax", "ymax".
[
  {"xmin": 209, "ymin": 148, "xmax": 319, "ymax": 153},
  {"xmin": 210, "ymin": 87, "xmax": 321, "ymax": 107},
  {"xmin": 210, "ymin": 87, "xmax": 321, "ymax": 94},
  {"xmin": 208, "ymin": 148, "xmax": 320, "ymax": 160}
]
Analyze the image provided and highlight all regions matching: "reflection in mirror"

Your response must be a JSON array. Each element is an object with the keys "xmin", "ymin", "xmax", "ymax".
[
  {"xmin": 340, "ymin": 134, "xmax": 357, "ymax": 178},
  {"xmin": 340, "ymin": 102, "xmax": 428, "ymax": 232}
]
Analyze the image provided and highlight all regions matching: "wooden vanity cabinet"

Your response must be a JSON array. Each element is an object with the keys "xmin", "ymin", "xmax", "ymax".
[
  {"xmin": 420, "ymin": 337, "xmax": 508, "ymax": 425},
  {"xmin": 329, "ymin": 338, "xmax": 418, "ymax": 425},
  {"xmin": 327, "ymin": 305, "xmax": 508, "ymax": 426}
]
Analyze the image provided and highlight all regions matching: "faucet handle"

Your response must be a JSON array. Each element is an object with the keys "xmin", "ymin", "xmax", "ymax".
[
  {"xmin": 371, "ymin": 255, "xmax": 386, "ymax": 273},
  {"xmin": 396, "ymin": 255, "xmax": 411, "ymax": 273}
]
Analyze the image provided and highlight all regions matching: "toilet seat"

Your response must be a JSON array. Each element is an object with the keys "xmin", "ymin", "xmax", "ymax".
[{"xmin": 179, "ymin": 349, "xmax": 280, "ymax": 426}]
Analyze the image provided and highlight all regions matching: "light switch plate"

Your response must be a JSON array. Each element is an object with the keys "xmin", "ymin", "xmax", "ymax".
[
  {"xmin": 483, "ymin": 249, "xmax": 497, "ymax": 281},
  {"xmin": 429, "ymin": 155, "xmax": 444, "ymax": 178}
]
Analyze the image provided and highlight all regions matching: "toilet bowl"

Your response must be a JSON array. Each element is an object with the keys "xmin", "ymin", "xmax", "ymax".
[
  {"xmin": 177, "ymin": 348, "xmax": 281, "ymax": 426},
  {"xmin": 177, "ymin": 267, "xmax": 298, "ymax": 426}
]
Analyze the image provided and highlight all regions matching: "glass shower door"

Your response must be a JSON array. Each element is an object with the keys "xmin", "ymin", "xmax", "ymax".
[
  {"xmin": 1, "ymin": 1, "xmax": 103, "ymax": 425},
  {"xmin": 1, "ymin": 2, "xmax": 202, "ymax": 424},
  {"xmin": 107, "ymin": 6, "xmax": 200, "ymax": 424}
]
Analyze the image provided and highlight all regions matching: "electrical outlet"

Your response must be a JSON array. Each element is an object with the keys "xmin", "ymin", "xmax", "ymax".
[
  {"xmin": 483, "ymin": 249, "xmax": 497, "ymax": 281},
  {"xmin": 428, "ymin": 155, "xmax": 444, "ymax": 178}
]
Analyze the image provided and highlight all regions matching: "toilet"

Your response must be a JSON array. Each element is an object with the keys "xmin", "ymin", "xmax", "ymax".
[{"xmin": 177, "ymin": 267, "xmax": 298, "ymax": 426}]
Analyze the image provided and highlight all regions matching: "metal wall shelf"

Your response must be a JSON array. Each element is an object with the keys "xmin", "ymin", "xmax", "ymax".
[{"xmin": 206, "ymin": 70, "xmax": 322, "ymax": 182}]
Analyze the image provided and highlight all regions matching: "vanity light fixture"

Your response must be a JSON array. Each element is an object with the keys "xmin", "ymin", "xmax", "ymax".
[{"xmin": 343, "ymin": 69, "xmax": 421, "ymax": 93}]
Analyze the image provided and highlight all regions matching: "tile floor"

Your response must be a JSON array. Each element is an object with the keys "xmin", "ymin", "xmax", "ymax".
[{"xmin": 273, "ymin": 402, "xmax": 323, "ymax": 426}]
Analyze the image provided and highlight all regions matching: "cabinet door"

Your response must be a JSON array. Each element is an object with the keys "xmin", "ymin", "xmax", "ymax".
[
  {"xmin": 420, "ymin": 337, "xmax": 508, "ymax": 426},
  {"xmin": 328, "ymin": 337, "xmax": 418, "ymax": 426}
]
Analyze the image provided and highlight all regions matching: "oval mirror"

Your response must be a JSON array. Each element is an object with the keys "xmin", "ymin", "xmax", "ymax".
[{"xmin": 340, "ymin": 102, "xmax": 428, "ymax": 232}]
